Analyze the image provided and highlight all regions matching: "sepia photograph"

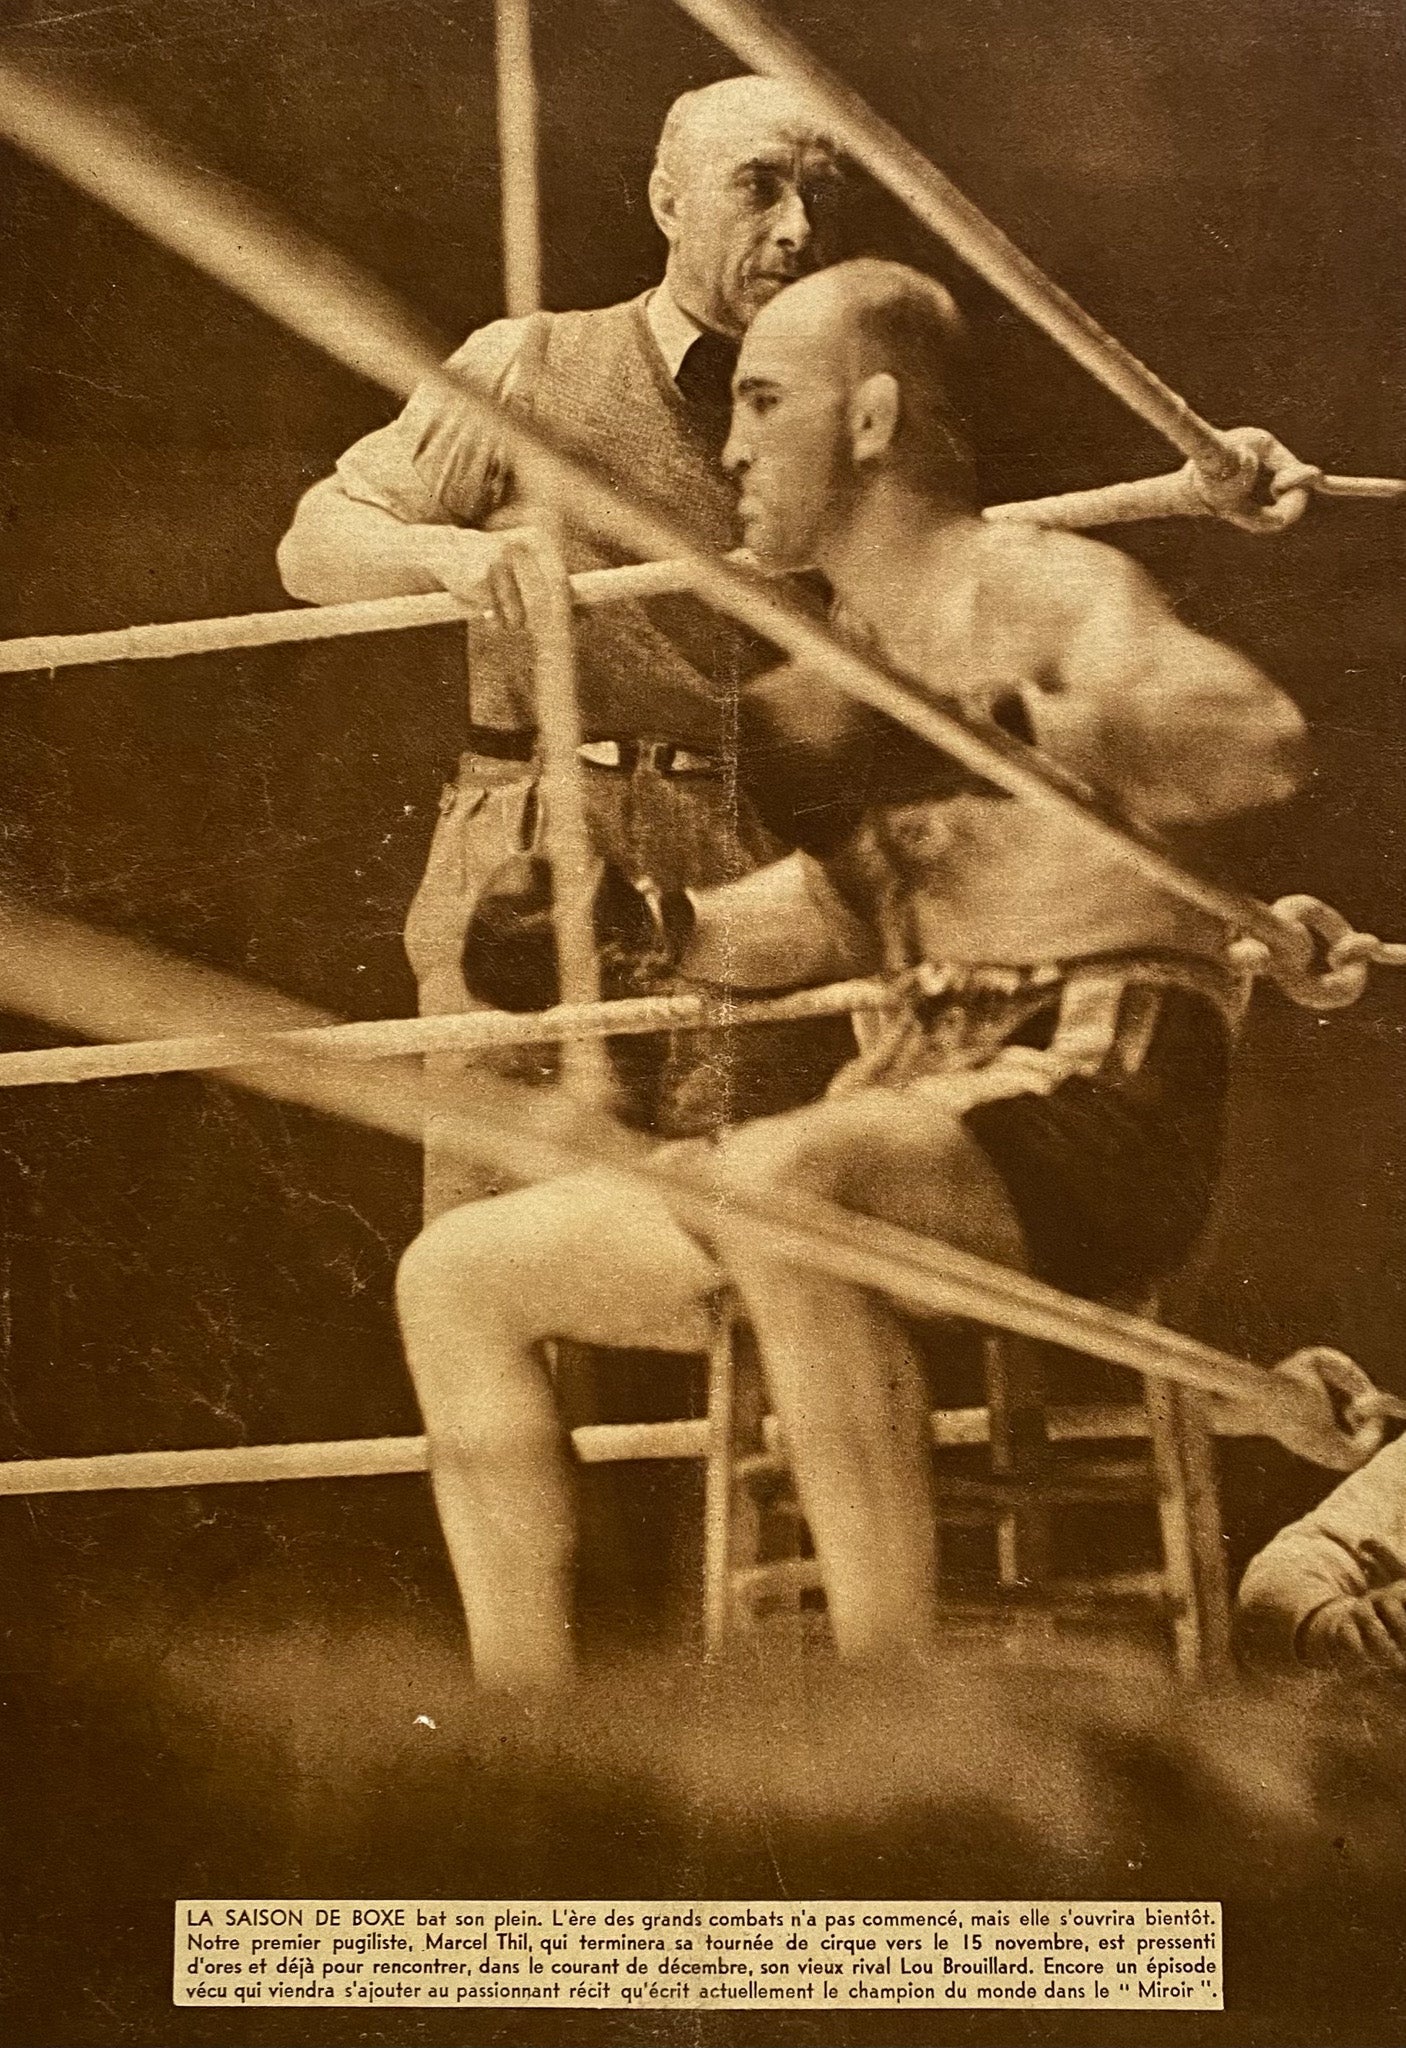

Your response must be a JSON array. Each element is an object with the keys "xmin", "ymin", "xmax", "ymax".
[{"xmin": 1, "ymin": 0, "xmax": 1405, "ymax": 2041}]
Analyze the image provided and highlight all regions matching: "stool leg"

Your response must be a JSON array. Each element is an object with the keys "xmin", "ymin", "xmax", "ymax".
[
  {"xmin": 985, "ymin": 1331, "xmax": 1051, "ymax": 1592},
  {"xmin": 1146, "ymin": 1379, "xmax": 1230, "ymax": 1682},
  {"xmin": 702, "ymin": 1308, "xmax": 738, "ymax": 1656},
  {"xmin": 1170, "ymin": 1385, "xmax": 1233, "ymax": 1678}
]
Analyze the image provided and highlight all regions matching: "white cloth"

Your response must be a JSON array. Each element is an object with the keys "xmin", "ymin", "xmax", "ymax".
[{"xmin": 1236, "ymin": 1432, "xmax": 1406, "ymax": 1669}]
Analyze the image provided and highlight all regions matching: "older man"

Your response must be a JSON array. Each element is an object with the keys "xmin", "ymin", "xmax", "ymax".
[
  {"xmin": 279, "ymin": 77, "xmax": 867, "ymax": 1167},
  {"xmin": 396, "ymin": 261, "xmax": 1308, "ymax": 1689}
]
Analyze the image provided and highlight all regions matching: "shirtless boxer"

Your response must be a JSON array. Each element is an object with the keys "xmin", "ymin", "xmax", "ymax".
[{"xmin": 396, "ymin": 260, "xmax": 1307, "ymax": 1690}]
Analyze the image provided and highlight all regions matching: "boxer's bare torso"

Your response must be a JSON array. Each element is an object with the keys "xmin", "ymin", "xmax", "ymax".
[{"xmin": 727, "ymin": 520, "xmax": 1303, "ymax": 984}]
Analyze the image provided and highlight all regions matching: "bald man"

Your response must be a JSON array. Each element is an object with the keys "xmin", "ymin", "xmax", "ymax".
[
  {"xmin": 396, "ymin": 261, "xmax": 1308, "ymax": 1689},
  {"xmin": 279, "ymin": 78, "xmax": 868, "ymax": 1172}
]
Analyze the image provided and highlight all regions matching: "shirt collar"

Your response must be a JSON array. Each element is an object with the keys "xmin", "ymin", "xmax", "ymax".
[{"xmin": 646, "ymin": 284, "xmax": 708, "ymax": 382}]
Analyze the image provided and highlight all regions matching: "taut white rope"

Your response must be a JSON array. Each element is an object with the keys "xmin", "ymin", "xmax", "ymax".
[
  {"xmin": 0, "ymin": 903, "xmax": 1388, "ymax": 1473},
  {"xmin": 669, "ymin": 0, "xmax": 1404, "ymax": 530},
  {"xmin": 0, "ymin": 983, "xmax": 896, "ymax": 1090},
  {"xmin": 988, "ymin": 467, "xmax": 1406, "ymax": 534},
  {"xmin": 494, "ymin": 0, "xmax": 543, "ymax": 317},
  {"xmin": 0, "ymin": 561, "xmax": 703, "ymax": 676},
  {"xmin": 0, "ymin": 1402, "xmax": 1293, "ymax": 1499}
]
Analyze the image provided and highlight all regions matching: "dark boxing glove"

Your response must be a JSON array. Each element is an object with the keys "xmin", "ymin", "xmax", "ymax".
[
  {"xmin": 738, "ymin": 663, "xmax": 1030, "ymax": 858},
  {"xmin": 461, "ymin": 855, "xmax": 695, "ymax": 1012},
  {"xmin": 593, "ymin": 865, "xmax": 697, "ymax": 1001}
]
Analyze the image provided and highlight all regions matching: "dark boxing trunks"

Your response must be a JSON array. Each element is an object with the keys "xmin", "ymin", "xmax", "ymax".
[{"xmin": 831, "ymin": 956, "xmax": 1238, "ymax": 1304}]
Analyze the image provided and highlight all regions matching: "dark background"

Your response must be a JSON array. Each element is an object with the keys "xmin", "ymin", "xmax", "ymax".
[{"xmin": 0, "ymin": 0, "xmax": 1404, "ymax": 2039}]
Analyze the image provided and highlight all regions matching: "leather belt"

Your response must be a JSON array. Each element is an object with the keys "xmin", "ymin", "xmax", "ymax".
[
  {"xmin": 465, "ymin": 726, "xmax": 723, "ymax": 778},
  {"xmin": 577, "ymin": 737, "xmax": 723, "ymax": 777}
]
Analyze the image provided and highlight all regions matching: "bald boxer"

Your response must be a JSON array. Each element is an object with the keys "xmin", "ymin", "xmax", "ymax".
[{"xmin": 397, "ymin": 261, "xmax": 1308, "ymax": 1689}]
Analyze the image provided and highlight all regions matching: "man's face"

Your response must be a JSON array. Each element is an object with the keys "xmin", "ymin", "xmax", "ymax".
[
  {"xmin": 655, "ymin": 117, "xmax": 853, "ymax": 338},
  {"xmin": 723, "ymin": 290, "xmax": 853, "ymax": 570}
]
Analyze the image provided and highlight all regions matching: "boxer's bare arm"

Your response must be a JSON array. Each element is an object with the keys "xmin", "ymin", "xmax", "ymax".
[
  {"xmin": 682, "ymin": 850, "xmax": 880, "ymax": 990},
  {"xmin": 1019, "ymin": 535, "xmax": 1307, "ymax": 827}
]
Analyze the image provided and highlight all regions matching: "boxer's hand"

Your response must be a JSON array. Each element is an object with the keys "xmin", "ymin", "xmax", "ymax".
[
  {"xmin": 460, "ymin": 853, "xmax": 557, "ymax": 1012},
  {"xmin": 1301, "ymin": 1584, "xmax": 1406, "ymax": 1676},
  {"xmin": 420, "ymin": 526, "xmax": 543, "ymax": 630}
]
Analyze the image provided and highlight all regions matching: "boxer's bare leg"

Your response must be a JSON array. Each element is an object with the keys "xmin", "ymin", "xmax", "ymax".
[
  {"xmin": 712, "ymin": 1089, "xmax": 1028, "ymax": 1669},
  {"xmin": 396, "ymin": 1170, "xmax": 719, "ymax": 1690}
]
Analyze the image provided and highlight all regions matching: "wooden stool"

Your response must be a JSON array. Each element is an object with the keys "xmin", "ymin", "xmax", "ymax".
[{"xmin": 701, "ymin": 1298, "xmax": 1232, "ymax": 1683}]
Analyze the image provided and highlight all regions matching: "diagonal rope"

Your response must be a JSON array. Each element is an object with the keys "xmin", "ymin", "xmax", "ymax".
[
  {"xmin": 0, "ymin": 896, "xmax": 1386, "ymax": 1471},
  {"xmin": 0, "ymin": 561, "xmax": 708, "ymax": 675},
  {"xmin": 669, "ymin": 0, "xmax": 1405, "ymax": 530},
  {"xmin": 0, "ymin": 59, "xmax": 1385, "ymax": 1011}
]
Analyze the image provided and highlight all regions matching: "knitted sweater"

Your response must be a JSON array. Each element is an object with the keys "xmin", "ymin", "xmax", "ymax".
[{"xmin": 338, "ymin": 292, "xmax": 773, "ymax": 749}]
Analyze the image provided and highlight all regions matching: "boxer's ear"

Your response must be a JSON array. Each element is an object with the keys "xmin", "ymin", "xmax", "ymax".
[{"xmin": 849, "ymin": 371, "xmax": 900, "ymax": 464}]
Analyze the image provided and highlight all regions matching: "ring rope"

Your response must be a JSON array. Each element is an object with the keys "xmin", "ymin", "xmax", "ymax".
[
  {"xmin": 0, "ymin": 981, "xmax": 896, "ymax": 1090},
  {"xmin": 0, "ymin": 1387, "xmax": 1374, "ymax": 1501},
  {"xmin": 0, "ymin": 902, "xmax": 1393, "ymax": 1476},
  {"xmin": 672, "ymin": 0, "xmax": 1403, "ymax": 534},
  {"xmin": 0, "ymin": 560, "xmax": 703, "ymax": 675},
  {"xmin": 0, "ymin": 64, "xmax": 1398, "ymax": 1014},
  {"xmin": 986, "ymin": 449, "xmax": 1406, "ymax": 537}
]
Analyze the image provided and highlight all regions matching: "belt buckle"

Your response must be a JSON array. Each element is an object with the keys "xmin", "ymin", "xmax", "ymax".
[
  {"xmin": 577, "ymin": 737, "xmax": 637, "ymax": 773},
  {"xmin": 576, "ymin": 737, "xmax": 723, "ymax": 778},
  {"xmin": 652, "ymin": 742, "xmax": 722, "ymax": 779}
]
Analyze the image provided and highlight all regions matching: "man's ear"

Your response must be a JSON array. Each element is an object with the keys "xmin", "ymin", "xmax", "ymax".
[
  {"xmin": 850, "ymin": 371, "xmax": 900, "ymax": 463},
  {"xmin": 648, "ymin": 163, "xmax": 681, "ymax": 244}
]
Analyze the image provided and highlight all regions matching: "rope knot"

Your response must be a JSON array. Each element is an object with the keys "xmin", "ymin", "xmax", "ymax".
[
  {"xmin": 1187, "ymin": 425, "xmax": 1323, "ymax": 534},
  {"xmin": 1230, "ymin": 895, "xmax": 1374, "ymax": 1008},
  {"xmin": 1271, "ymin": 1347, "xmax": 1404, "ymax": 1470}
]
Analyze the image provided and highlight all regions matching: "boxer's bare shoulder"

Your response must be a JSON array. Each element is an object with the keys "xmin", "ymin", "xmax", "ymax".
[{"xmin": 971, "ymin": 520, "xmax": 1168, "ymax": 646}]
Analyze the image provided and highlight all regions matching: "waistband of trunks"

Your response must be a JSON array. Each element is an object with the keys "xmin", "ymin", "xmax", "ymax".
[
  {"xmin": 899, "ymin": 949, "xmax": 1248, "ymax": 1038},
  {"xmin": 461, "ymin": 728, "xmax": 724, "ymax": 777},
  {"xmin": 837, "ymin": 949, "xmax": 1248, "ymax": 1098}
]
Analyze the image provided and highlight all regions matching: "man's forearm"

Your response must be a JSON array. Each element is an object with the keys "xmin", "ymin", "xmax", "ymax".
[{"xmin": 276, "ymin": 478, "xmax": 463, "ymax": 605}]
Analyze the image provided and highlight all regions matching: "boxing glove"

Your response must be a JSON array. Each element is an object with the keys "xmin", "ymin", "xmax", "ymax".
[
  {"xmin": 738, "ymin": 663, "xmax": 1032, "ymax": 857},
  {"xmin": 461, "ymin": 855, "xmax": 695, "ymax": 1012}
]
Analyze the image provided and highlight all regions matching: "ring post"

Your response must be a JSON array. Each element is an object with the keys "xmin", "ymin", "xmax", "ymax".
[
  {"xmin": 519, "ymin": 512, "xmax": 613, "ymax": 1103},
  {"xmin": 495, "ymin": 0, "xmax": 543, "ymax": 317}
]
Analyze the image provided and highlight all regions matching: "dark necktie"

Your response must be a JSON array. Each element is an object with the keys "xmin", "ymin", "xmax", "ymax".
[{"xmin": 675, "ymin": 329, "xmax": 740, "ymax": 445}]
